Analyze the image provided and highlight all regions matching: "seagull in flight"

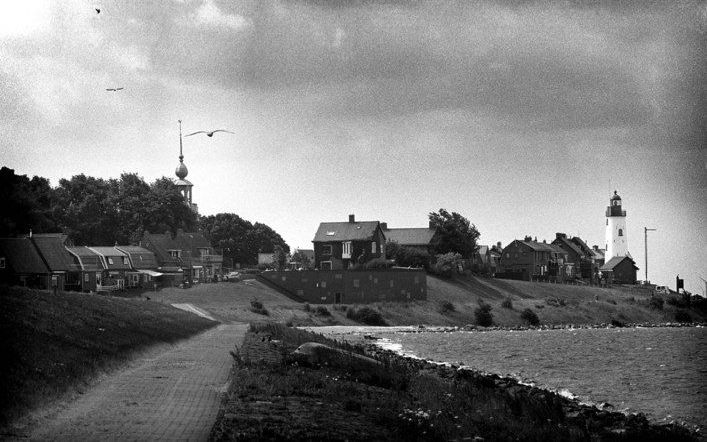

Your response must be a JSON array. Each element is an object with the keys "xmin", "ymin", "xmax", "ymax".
[
  {"xmin": 95, "ymin": 8, "xmax": 100, "ymax": 14},
  {"xmin": 106, "ymin": 87, "xmax": 124, "ymax": 92},
  {"xmin": 185, "ymin": 130, "xmax": 234, "ymax": 138}
]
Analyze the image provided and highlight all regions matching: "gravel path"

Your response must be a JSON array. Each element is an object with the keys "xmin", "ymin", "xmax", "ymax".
[{"xmin": 30, "ymin": 323, "xmax": 247, "ymax": 441}]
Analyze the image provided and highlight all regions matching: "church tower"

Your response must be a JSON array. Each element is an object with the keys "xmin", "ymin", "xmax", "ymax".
[
  {"xmin": 174, "ymin": 120, "xmax": 198, "ymax": 213},
  {"xmin": 605, "ymin": 190, "xmax": 627, "ymax": 258}
]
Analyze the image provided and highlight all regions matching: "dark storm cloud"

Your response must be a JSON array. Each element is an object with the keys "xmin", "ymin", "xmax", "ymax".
[{"xmin": 150, "ymin": 0, "xmax": 703, "ymax": 136}]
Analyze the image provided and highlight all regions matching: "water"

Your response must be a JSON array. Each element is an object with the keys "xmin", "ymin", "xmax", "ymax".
[{"xmin": 316, "ymin": 326, "xmax": 707, "ymax": 431}]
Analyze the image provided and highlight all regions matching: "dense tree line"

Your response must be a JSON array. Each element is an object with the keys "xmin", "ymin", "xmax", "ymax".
[
  {"xmin": 198, "ymin": 213, "xmax": 290, "ymax": 266},
  {"xmin": 0, "ymin": 168, "xmax": 290, "ymax": 263}
]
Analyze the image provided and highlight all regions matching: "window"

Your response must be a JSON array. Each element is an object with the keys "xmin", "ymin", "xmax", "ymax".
[
  {"xmin": 0, "ymin": 257, "xmax": 4, "ymax": 269},
  {"xmin": 353, "ymin": 279, "xmax": 359, "ymax": 288},
  {"xmin": 321, "ymin": 261, "xmax": 332, "ymax": 271},
  {"xmin": 390, "ymin": 280, "xmax": 394, "ymax": 288},
  {"xmin": 108, "ymin": 258, "xmax": 114, "ymax": 265},
  {"xmin": 322, "ymin": 245, "xmax": 332, "ymax": 256},
  {"xmin": 371, "ymin": 241, "xmax": 377, "ymax": 253},
  {"xmin": 321, "ymin": 281, "xmax": 327, "ymax": 288},
  {"xmin": 168, "ymin": 250, "xmax": 181, "ymax": 258},
  {"xmin": 342, "ymin": 241, "xmax": 352, "ymax": 259},
  {"xmin": 618, "ymin": 229, "xmax": 623, "ymax": 236},
  {"xmin": 84, "ymin": 273, "xmax": 89, "ymax": 282},
  {"xmin": 122, "ymin": 257, "xmax": 128, "ymax": 265},
  {"xmin": 506, "ymin": 253, "xmax": 510, "ymax": 258},
  {"xmin": 606, "ymin": 219, "xmax": 608, "ymax": 225}
]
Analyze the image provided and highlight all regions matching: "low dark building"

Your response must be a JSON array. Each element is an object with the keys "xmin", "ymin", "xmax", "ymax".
[
  {"xmin": 312, "ymin": 215, "xmax": 386, "ymax": 270},
  {"xmin": 66, "ymin": 246, "xmax": 104, "ymax": 292},
  {"xmin": 499, "ymin": 236, "xmax": 568, "ymax": 282},
  {"xmin": 29, "ymin": 233, "xmax": 80, "ymax": 291},
  {"xmin": 0, "ymin": 237, "xmax": 52, "ymax": 289},
  {"xmin": 140, "ymin": 230, "xmax": 222, "ymax": 283},
  {"xmin": 600, "ymin": 256, "xmax": 638, "ymax": 284}
]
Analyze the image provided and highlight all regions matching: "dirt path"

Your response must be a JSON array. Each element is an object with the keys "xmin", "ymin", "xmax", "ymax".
[{"xmin": 29, "ymin": 322, "xmax": 247, "ymax": 441}]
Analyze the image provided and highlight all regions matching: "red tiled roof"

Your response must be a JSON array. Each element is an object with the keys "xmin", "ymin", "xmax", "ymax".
[
  {"xmin": 31, "ymin": 235, "xmax": 78, "ymax": 271},
  {"xmin": 383, "ymin": 228, "xmax": 436, "ymax": 246},
  {"xmin": 0, "ymin": 238, "xmax": 50, "ymax": 274},
  {"xmin": 66, "ymin": 246, "xmax": 103, "ymax": 271},
  {"xmin": 313, "ymin": 221, "xmax": 381, "ymax": 242}
]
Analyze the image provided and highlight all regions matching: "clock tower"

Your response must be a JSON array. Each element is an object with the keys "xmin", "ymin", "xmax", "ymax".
[{"xmin": 605, "ymin": 190, "xmax": 627, "ymax": 258}]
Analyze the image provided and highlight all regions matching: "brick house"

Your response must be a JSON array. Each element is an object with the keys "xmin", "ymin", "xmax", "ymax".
[
  {"xmin": 66, "ymin": 246, "xmax": 104, "ymax": 292},
  {"xmin": 0, "ymin": 237, "xmax": 52, "ymax": 290},
  {"xmin": 87, "ymin": 246, "xmax": 132, "ymax": 290},
  {"xmin": 140, "ymin": 230, "xmax": 222, "ymax": 283},
  {"xmin": 381, "ymin": 222, "xmax": 438, "ymax": 254},
  {"xmin": 499, "ymin": 236, "xmax": 568, "ymax": 281},
  {"xmin": 312, "ymin": 215, "xmax": 386, "ymax": 270},
  {"xmin": 600, "ymin": 256, "xmax": 638, "ymax": 284},
  {"xmin": 30, "ymin": 233, "xmax": 81, "ymax": 291},
  {"xmin": 115, "ymin": 245, "xmax": 161, "ymax": 288}
]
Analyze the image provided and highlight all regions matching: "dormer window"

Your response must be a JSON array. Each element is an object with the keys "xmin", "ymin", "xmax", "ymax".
[
  {"xmin": 168, "ymin": 250, "xmax": 181, "ymax": 258},
  {"xmin": 108, "ymin": 258, "xmax": 114, "ymax": 265}
]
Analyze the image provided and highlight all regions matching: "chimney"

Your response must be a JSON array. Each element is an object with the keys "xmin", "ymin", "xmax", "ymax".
[
  {"xmin": 524, "ymin": 235, "xmax": 532, "ymax": 242},
  {"xmin": 349, "ymin": 214, "xmax": 355, "ymax": 223},
  {"xmin": 593, "ymin": 245, "xmax": 598, "ymax": 251},
  {"xmin": 496, "ymin": 241, "xmax": 502, "ymax": 249},
  {"xmin": 380, "ymin": 222, "xmax": 387, "ymax": 230},
  {"xmin": 543, "ymin": 239, "xmax": 547, "ymax": 243}
]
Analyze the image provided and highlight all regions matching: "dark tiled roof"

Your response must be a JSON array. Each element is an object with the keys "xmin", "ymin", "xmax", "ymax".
[
  {"xmin": 570, "ymin": 236, "xmax": 593, "ymax": 255},
  {"xmin": 600, "ymin": 256, "xmax": 637, "ymax": 271},
  {"xmin": 518, "ymin": 240, "xmax": 562, "ymax": 253},
  {"xmin": 0, "ymin": 238, "xmax": 50, "ymax": 274},
  {"xmin": 66, "ymin": 246, "xmax": 104, "ymax": 271},
  {"xmin": 31, "ymin": 235, "xmax": 78, "ymax": 271},
  {"xmin": 115, "ymin": 246, "xmax": 158, "ymax": 269},
  {"xmin": 313, "ymin": 221, "xmax": 381, "ymax": 242},
  {"xmin": 552, "ymin": 236, "xmax": 585, "ymax": 257},
  {"xmin": 87, "ymin": 247, "xmax": 132, "ymax": 270},
  {"xmin": 141, "ymin": 231, "xmax": 211, "ymax": 267},
  {"xmin": 383, "ymin": 228, "xmax": 436, "ymax": 246}
]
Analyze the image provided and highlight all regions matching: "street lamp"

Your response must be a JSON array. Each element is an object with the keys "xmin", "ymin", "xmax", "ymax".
[{"xmin": 644, "ymin": 227, "xmax": 656, "ymax": 283}]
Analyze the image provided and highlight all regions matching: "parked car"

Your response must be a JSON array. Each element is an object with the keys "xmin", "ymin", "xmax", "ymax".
[{"xmin": 224, "ymin": 271, "xmax": 241, "ymax": 282}]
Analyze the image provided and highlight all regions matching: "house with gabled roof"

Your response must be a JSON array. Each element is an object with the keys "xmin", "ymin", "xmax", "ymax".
[
  {"xmin": 551, "ymin": 233, "xmax": 589, "ymax": 279},
  {"xmin": 115, "ymin": 245, "xmax": 161, "ymax": 288},
  {"xmin": 66, "ymin": 246, "xmax": 104, "ymax": 292},
  {"xmin": 0, "ymin": 237, "xmax": 51, "ymax": 289},
  {"xmin": 600, "ymin": 256, "xmax": 638, "ymax": 285},
  {"xmin": 87, "ymin": 246, "xmax": 132, "ymax": 290},
  {"xmin": 30, "ymin": 233, "xmax": 81, "ymax": 291},
  {"xmin": 312, "ymin": 214, "xmax": 386, "ymax": 270},
  {"xmin": 499, "ymin": 236, "xmax": 568, "ymax": 282},
  {"xmin": 381, "ymin": 222, "xmax": 438, "ymax": 253},
  {"xmin": 140, "ymin": 230, "xmax": 222, "ymax": 283}
]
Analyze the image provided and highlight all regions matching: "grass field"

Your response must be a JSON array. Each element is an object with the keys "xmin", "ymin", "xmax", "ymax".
[
  {"xmin": 147, "ymin": 277, "xmax": 707, "ymax": 329},
  {"xmin": 0, "ymin": 285, "xmax": 216, "ymax": 428}
]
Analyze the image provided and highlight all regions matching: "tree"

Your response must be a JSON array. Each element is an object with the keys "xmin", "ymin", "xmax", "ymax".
[
  {"xmin": 199, "ymin": 213, "xmax": 289, "ymax": 266},
  {"xmin": 386, "ymin": 240, "xmax": 430, "ymax": 268},
  {"xmin": 291, "ymin": 249, "xmax": 312, "ymax": 269},
  {"xmin": 431, "ymin": 252, "xmax": 463, "ymax": 278},
  {"xmin": 272, "ymin": 245, "xmax": 288, "ymax": 271},
  {"xmin": 0, "ymin": 167, "xmax": 59, "ymax": 237},
  {"xmin": 428, "ymin": 208, "xmax": 480, "ymax": 258}
]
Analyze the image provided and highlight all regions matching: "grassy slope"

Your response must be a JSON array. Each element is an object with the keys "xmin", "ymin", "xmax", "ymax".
[
  {"xmin": 149, "ymin": 277, "xmax": 706, "ymax": 328},
  {"xmin": 0, "ymin": 285, "xmax": 216, "ymax": 427}
]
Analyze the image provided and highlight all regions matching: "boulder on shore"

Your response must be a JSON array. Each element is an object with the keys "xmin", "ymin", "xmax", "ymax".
[{"xmin": 291, "ymin": 342, "xmax": 382, "ymax": 372}]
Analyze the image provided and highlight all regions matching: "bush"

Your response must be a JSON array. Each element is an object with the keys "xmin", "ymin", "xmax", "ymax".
[
  {"xmin": 474, "ymin": 302, "xmax": 493, "ymax": 327},
  {"xmin": 438, "ymin": 300, "xmax": 455, "ymax": 314},
  {"xmin": 315, "ymin": 306, "xmax": 331, "ymax": 317},
  {"xmin": 520, "ymin": 308, "xmax": 540, "ymax": 326},
  {"xmin": 364, "ymin": 257, "xmax": 394, "ymax": 270},
  {"xmin": 648, "ymin": 295, "xmax": 664, "ymax": 310},
  {"xmin": 346, "ymin": 306, "xmax": 387, "ymax": 325},
  {"xmin": 501, "ymin": 298, "xmax": 513, "ymax": 309},
  {"xmin": 430, "ymin": 252, "xmax": 463, "ymax": 278},
  {"xmin": 303, "ymin": 303, "xmax": 311, "ymax": 312},
  {"xmin": 610, "ymin": 318, "xmax": 625, "ymax": 327},
  {"xmin": 675, "ymin": 310, "xmax": 692, "ymax": 323},
  {"xmin": 249, "ymin": 299, "xmax": 269, "ymax": 316},
  {"xmin": 545, "ymin": 297, "xmax": 566, "ymax": 307}
]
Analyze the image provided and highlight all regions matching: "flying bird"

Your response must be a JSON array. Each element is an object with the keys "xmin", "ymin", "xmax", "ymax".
[
  {"xmin": 106, "ymin": 87, "xmax": 124, "ymax": 91},
  {"xmin": 95, "ymin": 8, "xmax": 100, "ymax": 14},
  {"xmin": 185, "ymin": 130, "xmax": 234, "ymax": 138}
]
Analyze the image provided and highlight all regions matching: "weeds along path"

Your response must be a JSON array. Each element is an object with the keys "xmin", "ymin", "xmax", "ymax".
[{"xmin": 30, "ymin": 322, "xmax": 247, "ymax": 442}]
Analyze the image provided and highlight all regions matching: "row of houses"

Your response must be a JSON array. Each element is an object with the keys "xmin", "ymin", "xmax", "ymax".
[
  {"xmin": 307, "ymin": 215, "xmax": 637, "ymax": 285},
  {"xmin": 0, "ymin": 231, "xmax": 223, "ymax": 292}
]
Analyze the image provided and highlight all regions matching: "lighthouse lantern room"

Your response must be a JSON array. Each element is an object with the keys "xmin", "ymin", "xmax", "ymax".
[{"xmin": 605, "ymin": 190, "xmax": 628, "ymax": 258}]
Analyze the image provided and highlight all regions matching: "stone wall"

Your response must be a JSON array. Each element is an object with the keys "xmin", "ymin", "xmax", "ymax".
[{"xmin": 259, "ymin": 269, "xmax": 427, "ymax": 304}]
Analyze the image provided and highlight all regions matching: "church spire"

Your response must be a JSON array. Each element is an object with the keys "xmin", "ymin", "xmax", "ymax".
[{"xmin": 175, "ymin": 119, "xmax": 188, "ymax": 180}]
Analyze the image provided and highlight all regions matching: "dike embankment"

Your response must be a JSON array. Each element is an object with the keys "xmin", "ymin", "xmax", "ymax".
[{"xmin": 210, "ymin": 323, "xmax": 700, "ymax": 441}]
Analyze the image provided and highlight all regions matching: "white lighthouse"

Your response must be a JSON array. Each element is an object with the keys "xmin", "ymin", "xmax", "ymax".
[{"xmin": 605, "ymin": 190, "xmax": 628, "ymax": 258}]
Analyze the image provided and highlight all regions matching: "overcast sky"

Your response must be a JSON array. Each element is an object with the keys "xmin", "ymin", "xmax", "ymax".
[{"xmin": 1, "ymin": 0, "xmax": 705, "ymax": 293}]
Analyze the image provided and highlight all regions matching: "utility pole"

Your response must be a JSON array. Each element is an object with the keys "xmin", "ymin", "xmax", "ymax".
[{"xmin": 644, "ymin": 227, "xmax": 656, "ymax": 283}]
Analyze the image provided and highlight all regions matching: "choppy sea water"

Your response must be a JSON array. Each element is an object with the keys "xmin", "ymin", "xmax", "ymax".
[{"xmin": 313, "ymin": 326, "xmax": 706, "ymax": 431}]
